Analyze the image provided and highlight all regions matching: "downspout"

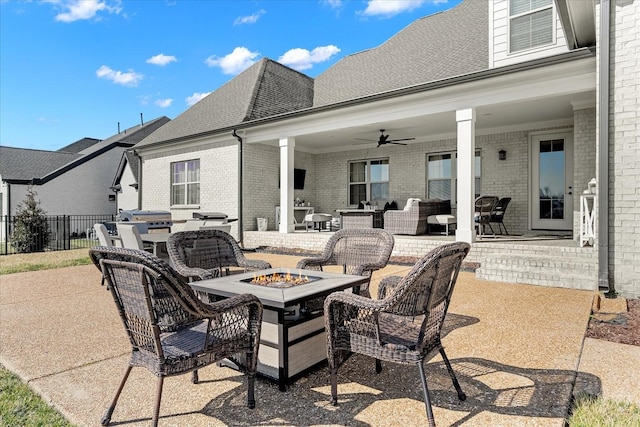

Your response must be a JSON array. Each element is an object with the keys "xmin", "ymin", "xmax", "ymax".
[
  {"xmin": 598, "ymin": 0, "xmax": 612, "ymax": 296},
  {"xmin": 134, "ymin": 150, "xmax": 143, "ymax": 210},
  {"xmin": 233, "ymin": 129, "xmax": 244, "ymax": 247}
]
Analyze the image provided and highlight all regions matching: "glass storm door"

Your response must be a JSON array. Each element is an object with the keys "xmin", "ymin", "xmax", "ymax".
[{"xmin": 531, "ymin": 133, "xmax": 574, "ymax": 230}]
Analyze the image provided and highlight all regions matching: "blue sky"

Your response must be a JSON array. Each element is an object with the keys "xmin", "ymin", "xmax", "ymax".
[{"xmin": 0, "ymin": 0, "xmax": 462, "ymax": 151}]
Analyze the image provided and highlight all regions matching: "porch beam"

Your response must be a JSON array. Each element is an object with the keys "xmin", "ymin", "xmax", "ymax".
[
  {"xmin": 279, "ymin": 137, "xmax": 296, "ymax": 233},
  {"xmin": 456, "ymin": 108, "xmax": 476, "ymax": 243}
]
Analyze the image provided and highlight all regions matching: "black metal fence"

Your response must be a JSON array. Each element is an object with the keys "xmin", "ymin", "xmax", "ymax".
[{"xmin": 1, "ymin": 214, "xmax": 116, "ymax": 255}]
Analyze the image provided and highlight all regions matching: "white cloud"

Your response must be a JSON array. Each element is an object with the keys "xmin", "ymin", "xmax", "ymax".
[
  {"xmin": 155, "ymin": 98, "xmax": 173, "ymax": 108},
  {"xmin": 234, "ymin": 9, "xmax": 265, "ymax": 25},
  {"xmin": 205, "ymin": 47, "xmax": 260, "ymax": 75},
  {"xmin": 186, "ymin": 92, "xmax": 211, "ymax": 107},
  {"xmin": 52, "ymin": 0, "xmax": 122, "ymax": 23},
  {"xmin": 322, "ymin": 0, "xmax": 343, "ymax": 9},
  {"xmin": 96, "ymin": 65, "xmax": 143, "ymax": 87},
  {"xmin": 361, "ymin": 0, "xmax": 426, "ymax": 17},
  {"xmin": 278, "ymin": 45, "xmax": 340, "ymax": 71},
  {"xmin": 146, "ymin": 53, "xmax": 177, "ymax": 66}
]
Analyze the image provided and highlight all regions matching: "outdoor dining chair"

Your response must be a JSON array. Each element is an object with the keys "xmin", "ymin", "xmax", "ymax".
[
  {"xmin": 489, "ymin": 197, "xmax": 512, "ymax": 235},
  {"xmin": 324, "ymin": 242, "xmax": 470, "ymax": 427},
  {"xmin": 115, "ymin": 223, "xmax": 148, "ymax": 251},
  {"xmin": 89, "ymin": 246, "xmax": 263, "ymax": 427},
  {"xmin": 474, "ymin": 195, "xmax": 498, "ymax": 237},
  {"xmin": 167, "ymin": 229, "xmax": 271, "ymax": 283},
  {"xmin": 296, "ymin": 228, "xmax": 395, "ymax": 299}
]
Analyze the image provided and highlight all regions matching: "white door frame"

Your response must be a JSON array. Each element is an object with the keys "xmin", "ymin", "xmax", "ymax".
[{"xmin": 530, "ymin": 131, "xmax": 574, "ymax": 230}]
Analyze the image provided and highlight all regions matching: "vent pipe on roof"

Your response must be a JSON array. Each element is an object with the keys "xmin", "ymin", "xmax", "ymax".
[
  {"xmin": 140, "ymin": 113, "xmax": 144, "ymax": 126},
  {"xmin": 118, "ymin": 122, "xmax": 120, "ymax": 134}
]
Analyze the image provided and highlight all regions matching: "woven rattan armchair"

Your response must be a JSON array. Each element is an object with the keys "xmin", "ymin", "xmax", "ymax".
[
  {"xmin": 324, "ymin": 242, "xmax": 470, "ymax": 427},
  {"xmin": 167, "ymin": 229, "xmax": 271, "ymax": 281},
  {"xmin": 295, "ymin": 228, "xmax": 394, "ymax": 298},
  {"xmin": 90, "ymin": 246, "xmax": 263, "ymax": 427}
]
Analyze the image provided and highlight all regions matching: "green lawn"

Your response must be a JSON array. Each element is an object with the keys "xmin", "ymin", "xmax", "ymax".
[{"xmin": 0, "ymin": 366, "xmax": 74, "ymax": 427}]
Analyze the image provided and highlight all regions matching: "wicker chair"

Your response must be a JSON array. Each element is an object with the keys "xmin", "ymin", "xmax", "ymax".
[
  {"xmin": 296, "ymin": 228, "xmax": 395, "ymax": 298},
  {"xmin": 167, "ymin": 229, "xmax": 271, "ymax": 281},
  {"xmin": 324, "ymin": 242, "xmax": 470, "ymax": 427},
  {"xmin": 90, "ymin": 246, "xmax": 262, "ymax": 427}
]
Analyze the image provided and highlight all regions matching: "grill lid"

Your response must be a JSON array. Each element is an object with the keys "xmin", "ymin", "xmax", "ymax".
[{"xmin": 192, "ymin": 212, "xmax": 228, "ymax": 220}]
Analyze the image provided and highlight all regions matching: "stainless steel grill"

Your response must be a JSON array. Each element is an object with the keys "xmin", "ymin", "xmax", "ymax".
[
  {"xmin": 118, "ymin": 210, "xmax": 173, "ymax": 232},
  {"xmin": 192, "ymin": 212, "xmax": 228, "ymax": 224}
]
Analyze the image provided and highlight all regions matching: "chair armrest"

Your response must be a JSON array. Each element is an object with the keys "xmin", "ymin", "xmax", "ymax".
[
  {"xmin": 377, "ymin": 275, "xmax": 403, "ymax": 299},
  {"xmin": 296, "ymin": 256, "xmax": 330, "ymax": 270},
  {"xmin": 237, "ymin": 259, "xmax": 272, "ymax": 271},
  {"xmin": 171, "ymin": 264, "xmax": 217, "ymax": 281},
  {"xmin": 200, "ymin": 292, "xmax": 263, "ymax": 317}
]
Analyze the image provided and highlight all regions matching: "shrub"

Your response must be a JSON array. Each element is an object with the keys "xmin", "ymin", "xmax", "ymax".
[{"xmin": 11, "ymin": 186, "xmax": 50, "ymax": 253}]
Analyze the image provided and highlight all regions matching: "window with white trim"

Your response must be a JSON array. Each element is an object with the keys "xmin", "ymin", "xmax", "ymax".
[
  {"xmin": 348, "ymin": 159, "xmax": 389, "ymax": 206},
  {"xmin": 509, "ymin": 0, "xmax": 554, "ymax": 53},
  {"xmin": 171, "ymin": 159, "xmax": 200, "ymax": 206},
  {"xmin": 426, "ymin": 151, "xmax": 481, "ymax": 205}
]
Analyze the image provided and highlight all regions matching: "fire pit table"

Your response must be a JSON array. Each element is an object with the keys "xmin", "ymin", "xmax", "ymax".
[{"xmin": 190, "ymin": 268, "xmax": 368, "ymax": 391}]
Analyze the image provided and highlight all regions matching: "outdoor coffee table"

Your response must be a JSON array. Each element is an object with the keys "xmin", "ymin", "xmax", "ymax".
[{"xmin": 190, "ymin": 268, "xmax": 368, "ymax": 391}]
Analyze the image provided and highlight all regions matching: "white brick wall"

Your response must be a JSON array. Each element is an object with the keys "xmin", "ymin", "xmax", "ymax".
[
  {"xmin": 572, "ymin": 107, "xmax": 597, "ymax": 239},
  {"xmin": 606, "ymin": 0, "xmax": 640, "ymax": 297}
]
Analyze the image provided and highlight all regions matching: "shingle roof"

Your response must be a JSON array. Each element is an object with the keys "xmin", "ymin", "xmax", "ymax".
[
  {"xmin": 0, "ymin": 116, "xmax": 170, "ymax": 183},
  {"xmin": 57, "ymin": 137, "xmax": 101, "ymax": 153},
  {"xmin": 135, "ymin": 0, "xmax": 487, "ymax": 149},
  {"xmin": 313, "ymin": 0, "xmax": 488, "ymax": 106},
  {"xmin": 136, "ymin": 58, "xmax": 314, "ymax": 147},
  {"xmin": 0, "ymin": 147, "xmax": 80, "ymax": 182}
]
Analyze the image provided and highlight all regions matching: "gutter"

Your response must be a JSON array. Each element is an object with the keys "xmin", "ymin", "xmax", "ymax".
[
  {"xmin": 598, "ymin": 0, "xmax": 612, "ymax": 295},
  {"xmin": 232, "ymin": 129, "xmax": 244, "ymax": 247},
  {"xmin": 135, "ymin": 49, "xmax": 596, "ymax": 151}
]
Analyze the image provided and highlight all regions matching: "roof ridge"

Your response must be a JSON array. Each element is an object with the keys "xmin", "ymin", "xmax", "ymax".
[{"xmin": 243, "ymin": 58, "xmax": 271, "ymax": 122}]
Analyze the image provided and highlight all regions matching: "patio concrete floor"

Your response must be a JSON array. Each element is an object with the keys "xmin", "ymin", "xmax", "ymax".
[{"xmin": 1, "ymin": 252, "xmax": 638, "ymax": 426}]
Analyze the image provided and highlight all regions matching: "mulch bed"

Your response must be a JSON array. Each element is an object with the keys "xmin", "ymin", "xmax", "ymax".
[{"xmin": 586, "ymin": 298, "xmax": 640, "ymax": 346}]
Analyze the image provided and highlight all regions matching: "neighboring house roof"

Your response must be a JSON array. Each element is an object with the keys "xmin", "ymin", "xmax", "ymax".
[
  {"xmin": 112, "ymin": 150, "xmax": 140, "ymax": 189},
  {"xmin": 314, "ymin": 0, "xmax": 488, "ymax": 106},
  {"xmin": 0, "ymin": 116, "xmax": 170, "ymax": 184},
  {"xmin": 57, "ymin": 137, "xmax": 101, "ymax": 153},
  {"xmin": 136, "ymin": 58, "xmax": 314, "ymax": 147},
  {"xmin": 0, "ymin": 147, "xmax": 81, "ymax": 182}
]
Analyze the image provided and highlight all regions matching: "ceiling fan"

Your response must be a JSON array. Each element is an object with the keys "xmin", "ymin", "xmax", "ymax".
[{"xmin": 355, "ymin": 129, "xmax": 415, "ymax": 147}]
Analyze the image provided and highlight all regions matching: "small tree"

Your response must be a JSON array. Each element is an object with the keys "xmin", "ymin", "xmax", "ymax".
[{"xmin": 11, "ymin": 186, "xmax": 50, "ymax": 253}]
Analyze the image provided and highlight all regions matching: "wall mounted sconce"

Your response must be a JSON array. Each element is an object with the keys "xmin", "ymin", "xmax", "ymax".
[{"xmin": 499, "ymin": 149, "xmax": 507, "ymax": 161}]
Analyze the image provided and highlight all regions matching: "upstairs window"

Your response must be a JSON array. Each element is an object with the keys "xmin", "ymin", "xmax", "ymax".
[
  {"xmin": 509, "ymin": 0, "xmax": 554, "ymax": 53},
  {"xmin": 348, "ymin": 159, "xmax": 389, "ymax": 206},
  {"xmin": 171, "ymin": 159, "xmax": 200, "ymax": 206}
]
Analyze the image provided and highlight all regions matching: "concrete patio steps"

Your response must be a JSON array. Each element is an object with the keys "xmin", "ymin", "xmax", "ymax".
[
  {"xmin": 477, "ymin": 248, "xmax": 598, "ymax": 290},
  {"xmin": 244, "ymin": 231, "xmax": 600, "ymax": 291}
]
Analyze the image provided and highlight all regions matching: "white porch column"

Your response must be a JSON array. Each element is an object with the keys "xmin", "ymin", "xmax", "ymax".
[
  {"xmin": 279, "ymin": 137, "xmax": 296, "ymax": 233},
  {"xmin": 455, "ymin": 108, "xmax": 476, "ymax": 243}
]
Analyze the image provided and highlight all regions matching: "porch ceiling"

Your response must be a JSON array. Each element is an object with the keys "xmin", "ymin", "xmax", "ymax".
[{"xmin": 255, "ymin": 91, "xmax": 594, "ymax": 154}]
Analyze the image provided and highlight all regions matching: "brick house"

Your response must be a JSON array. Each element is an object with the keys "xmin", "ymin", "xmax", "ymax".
[{"xmin": 133, "ymin": 0, "xmax": 639, "ymax": 297}]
